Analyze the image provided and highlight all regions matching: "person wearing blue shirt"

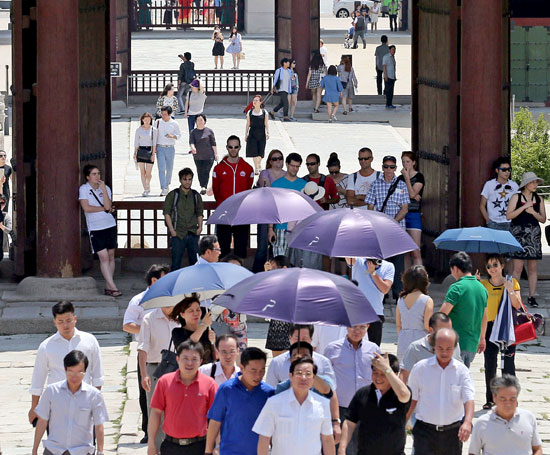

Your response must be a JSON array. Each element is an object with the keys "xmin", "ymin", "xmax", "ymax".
[
  {"xmin": 268, "ymin": 153, "xmax": 306, "ymax": 256},
  {"xmin": 205, "ymin": 347, "xmax": 274, "ymax": 455},
  {"xmin": 269, "ymin": 58, "xmax": 293, "ymax": 122},
  {"xmin": 350, "ymin": 258, "xmax": 394, "ymax": 346},
  {"xmin": 320, "ymin": 65, "xmax": 344, "ymax": 123}
]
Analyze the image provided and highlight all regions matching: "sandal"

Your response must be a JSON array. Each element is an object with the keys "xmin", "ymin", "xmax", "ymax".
[
  {"xmin": 482, "ymin": 402, "xmax": 494, "ymax": 410},
  {"xmin": 314, "ymin": 109, "xmax": 320, "ymax": 114},
  {"xmin": 343, "ymin": 111, "xmax": 348, "ymax": 115},
  {"xmin": 105, "ymin": 289, "xmax": 123, "ymax": 297}
]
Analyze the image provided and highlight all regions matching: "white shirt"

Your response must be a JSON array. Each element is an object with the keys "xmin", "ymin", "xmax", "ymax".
[
  {"xmin": 345, "ymin": 170, "xmax": 380, "ymax": 201},
  {"xmin": 469, "ymin": 408, "xmax": 542, "ymax": 455},
  {"xmin": 123, "ymin": 289, "xmax": 153, "ymax": 341},
  {"xmin": 408, "ymin": 356, "xmax": 475, "ymax": 426},
  {"xmin": 319, "ymin": 46, "xmax": 328, "ymax": 67},
  {"xmin": 35, "ymin": 380, "xmax": 109, "ymax": 455},
  {"xmin": 78, "ymin": 183, "xmax": 117, "ymax": 232},
  {"xmin": 481, "ymin": 178, "xmax": 519, "ymax": 224},
  {"xmin": 265, "ymin": 351, "xmax": 336, "ymax": 389},
  {"xmin": 134, "ymin": 125, "xmax": 158, "ymax": 148},
  {"xmin": 155, "ymin": 118, "xmax": 181, "ymax": 146},
  {"xmin": 312, "ymin": 325, "xmax": 348, "ymax": 356},
  {"xmin": 29, "ymin": 328, "xmax": 104, "ymax": 396},
  {"xmin": 137, "ymin": 308, "xmax": 180, "ymax": 363},
  {"xmin": 198, "ymin": 361, "xmax": 240, "ymax": 386},
  {"xmin": 252, "ymin": 388, "xmax": 332, "ymax": 455}
]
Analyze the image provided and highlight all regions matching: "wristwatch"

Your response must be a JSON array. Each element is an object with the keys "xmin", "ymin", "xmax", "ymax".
[
  {"xmin": 385, "ymin": 368, "xmax": 392, "ymax": 374},
  {"xmin": 371, "ymin": 270, "xmax": 377, "ymax": 277},
  {"xmin": 332, "ymin": 418, "xmax": 341, "ymax": 424}
]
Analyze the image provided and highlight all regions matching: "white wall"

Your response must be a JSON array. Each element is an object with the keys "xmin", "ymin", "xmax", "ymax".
[{"xmin": 244, "ymin": 0, "xmax": 275, "ymax": 35}]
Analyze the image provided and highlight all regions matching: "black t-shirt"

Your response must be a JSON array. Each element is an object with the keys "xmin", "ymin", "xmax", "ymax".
[
  {"xmin": 347, "ymin": 384, "xmax": 411, "ymax": 455},
  {"xmin": 407, "ymin": 172, "xmax": 424, "ymax": 213},
  {"xmin": 1, "ymin": 165, "xmax": 12, "ymax": 198},
  {"xmin": 171, "ymin": 325, "xmax": 214, "ymax": 365}
]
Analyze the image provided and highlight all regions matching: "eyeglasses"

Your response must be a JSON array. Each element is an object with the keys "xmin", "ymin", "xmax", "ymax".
[
  {"xmin": 227, "ymin": 145, "xmax": 241, "ymax": 149},
  {"xmin": 306, "ymin": 162, "xmax": 319, "ymax": 167},
  {"xmin": 212, "ymin": 248, "xmax": 221, "ymax": 252},
  {"xmin": 358, "ymin": 157, "xmax": 372, "ymax": 161},
  {"xmin": 495, "ymin": 183, "xmax": 512, "ymax": 190},
  {"xmin": 486, "ymin": 263, "xmax": 500, "ymax": 269},
  {"xmin": 271, "ymin": 156, "xmax": 283, "ymax": 161},
  {"xmin": 293, "ymin": 371, "xmax": 314, "ymax": 378},
  {"xmin": 382, "ymin": 164, "xmax": 397, "ymax": 169},
  {"xmin": 498, "ymin": 167, "xmax": 512, "ymax": 172},
  {"xmin": 66, "ymin": 370, "xmax": 86, "ymax": 377}
]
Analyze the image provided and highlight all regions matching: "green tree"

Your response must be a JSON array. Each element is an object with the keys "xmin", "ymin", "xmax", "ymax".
[{"xmin": 511, "ymin": 108, "xmax": 550, "ymax": 188}]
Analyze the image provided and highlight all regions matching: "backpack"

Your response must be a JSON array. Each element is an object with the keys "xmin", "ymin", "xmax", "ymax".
[
  {"xmin": 184, "ymin": 62, "xmax": 196, "ymax": 84},
  {"xmin": 355, "ymin": 15, "xmax": 366, "ymax": 30},
  {"xmin": 351, "ymin": 170, "xmax": 381, "ymax": 186},
  {"xmin": 165, "ymin": 188, "xmax": 200, "ymax": 230},
  {"xmin": 303, "ymin": 174, "xmax": 327, "ymax": 187}
]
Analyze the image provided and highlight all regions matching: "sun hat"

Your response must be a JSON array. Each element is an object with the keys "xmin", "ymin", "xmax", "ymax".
[
  {"xmin": 519, "ymin": 172, "xmax": 544, "ymax": 189},
  {"xmin": 302, "ymin": 181, "xmax": 326, "ymax": 201}
]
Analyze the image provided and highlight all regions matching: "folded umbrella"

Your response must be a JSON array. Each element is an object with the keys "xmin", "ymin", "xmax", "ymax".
[
  {"xmin": 287, "ymin": 208, "xmax": 419, "ymax": 258},
  {"xmin": 434, "ymin": 226, "xmax": 524, "ymax": 254},
  {"xmin": 140, "ymin": 262, "xmax": 253, "ymax": 309},
  {"xmin": 489, "ymin": 284, "xmax": 515, "ymax": 370},
  {"xmin": 206, "ymin": 187, "xmax": 322, "ymax": 226},
  {"xmin": 213, "ymin": 268, "xmax": 380, "ymax": 327}
]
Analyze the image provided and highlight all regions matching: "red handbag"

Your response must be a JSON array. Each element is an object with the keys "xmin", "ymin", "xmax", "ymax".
[{"xmin": 512, "ymin": 300, "xmax": 537, "ymax": 346}]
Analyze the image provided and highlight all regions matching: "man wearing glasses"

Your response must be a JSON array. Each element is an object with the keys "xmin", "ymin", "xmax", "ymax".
[
  {"xmin": 148, "ymin": 340, "xmax": 218, "ymax": 455},
  {"xmin": 212, "ymin": 135, "xmax": 254, "ymax": 259},
  {"xmin": 480, "ymin": 157, "xmax": 518, "ymax": 231},
  {"xmin": 345, "ymin": 147, "xmax": 381, "ymax": 208},
  {"xmin": 32, "ymin": 350, "xmax": 108, "ymax": 455}
]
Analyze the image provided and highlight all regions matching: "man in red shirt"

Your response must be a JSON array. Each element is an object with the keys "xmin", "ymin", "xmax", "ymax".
[
  {"xmin": 148, "ymin": 340, "xmax": 218, "ymax": 455},
  {"xmin": 303, "ymin": 153, "xmax": 339, "ymax": 210},
  {"xmin": 212, "ymin": 135, "xmax": 254, "ymax": 259}
]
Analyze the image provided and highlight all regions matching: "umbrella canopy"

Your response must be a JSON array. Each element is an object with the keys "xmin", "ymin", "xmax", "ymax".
[
  {"xmin": 212, "ymin": 268, "xmax": 379, "ymax": 326},
  {"xmin": 140, "ymin": 262, "xmax": 253, "ymax": 309},
  {"xmin": 434, "ymin": 227, "xmax": 524, "ymax": 253},
  {"xmin": 287, "ymin": 208, "xmax": 419, "ymax": 258},
  {"xmin": 206, "ymin": 187, "xmax": 322, "ymax": 226}
]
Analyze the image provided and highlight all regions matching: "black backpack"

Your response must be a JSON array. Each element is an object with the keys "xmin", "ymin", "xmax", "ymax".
[
  {"xmin": 303, "ymin": 174, "xmax": 327, "ymax": 187},
  {"xmin": 165, "ymin": 188, "xmax": 200, "ymax": 230}
]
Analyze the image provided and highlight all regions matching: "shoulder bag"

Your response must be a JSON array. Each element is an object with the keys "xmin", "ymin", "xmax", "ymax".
[
  {"xmin": 512, "ymin": 299, "xmax": 544, "ymax": 345},
  {"xmin": 89, "ymin": 188, "xmax": 117, "ymax": 220},
  {"xmin": 153, "ymin": 337, "xmax": 179, "ymax": 379},
  {"xmin": 379, "ymin": 176, "xmax": 403, "ymax": 214}
]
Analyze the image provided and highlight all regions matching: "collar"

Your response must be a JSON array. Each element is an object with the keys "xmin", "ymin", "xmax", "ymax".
[
  {"xmin": 53, "ymin": 328, "xmax": 80, "ymax": 342},
  {"xmin": 420, "ymin": 335, "xmax": 434, "ymax": 352},
  {"xmin": 287, "ymin": 387, "xmax": 314, "ymax": 406},
  {"xmin": 60, "ymin": 379, "xmax": 85, "ymax": 395},
  {"xmin": 175, "ymin": 370, "xmax": 200, "ymax": 385},
  {"xmin": 490, "ymin": 408, "xmax": 520, "ymax": 423},
  {"xmin": 427, "ymin": 355, "xmax": 456, "ymax": 370},
  {"xmin": 154, "ymin": 308, "xmax": 171, "ymax": 320},
  {"xmin": 383, "ymin": 175, "xmax": 398, "ymax": 184},
  {"xmin": 344, "ymin": 336, "xmax": 362, "ymax": 350},
  {"xmin": 197, "ymin": 256, "xmax": 209, "ymax": 264}
]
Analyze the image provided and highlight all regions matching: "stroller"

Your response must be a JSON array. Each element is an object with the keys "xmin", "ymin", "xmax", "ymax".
[{"xmin": 344, "ymin": 25, "xmax": 354, "ymax": 49}]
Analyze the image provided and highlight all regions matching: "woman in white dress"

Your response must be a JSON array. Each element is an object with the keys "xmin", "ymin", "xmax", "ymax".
[{"xmin": 370, "ymin": 0, "xmax": 380, "ymax": 32}]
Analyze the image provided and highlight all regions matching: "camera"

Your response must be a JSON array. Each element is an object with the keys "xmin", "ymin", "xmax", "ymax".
[{"xmin": 367, "ymin": 258, "xmax": 383, "ymax": 266}]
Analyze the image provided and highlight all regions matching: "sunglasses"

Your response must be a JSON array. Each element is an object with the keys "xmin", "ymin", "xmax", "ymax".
[
  {"xmin": 495, "ymin": 183, "xmax": 512, "ymax": 190},
  {"xmin": 486, "ymin": 263, "xmax": 501, "ymax": 269},
  {"xmin": 329, "ymin": 171, "xmax": 339, "ymax": 175},
  {"xmin": 306, "ymin": 162, "xmax": 319, "ymax": 166},
  {"xmin": 227, "ymin": 145, "xmax": 241, "ymax": 149},
  {"xmin": 498, "ymin": 167, "xmax": 512, "ymax": 172},
  {"xmin": 383, "ymin": 164, "xmax": 397, "ymax": 169},
  {"xmin": 271, "ymin": 156, "xmax": 283, "ymax": 161},
  {"xmin": 0, "ymin": 155, "xmax": 6, "ymax": 158},
  {"xmin": 358, "ymin": 157, "xmax": 372, "ymax": 161}
]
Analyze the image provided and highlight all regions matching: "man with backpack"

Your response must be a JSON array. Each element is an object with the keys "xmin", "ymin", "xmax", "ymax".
[
  {"xmin": 353, "ymin": 10, "xmax": 367, "ymax": 49},
  {"xmin": 163, "ymin": 167, "xmax": 203, "ymax": 270},
  {"xmin": 303, "ymin": 153, "xmax": 339, "ymax": 210},
  {"xmin": 177, "ymin": 52, "xmax": 196, "ymax": 114},
  {"xmin": 345, "ymin": 147, "xmax": 381, "ymax": 208}
]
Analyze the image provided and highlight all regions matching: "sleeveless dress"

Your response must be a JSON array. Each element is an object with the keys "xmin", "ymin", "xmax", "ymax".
[
  {"xmin": 510, "ymin": 192, "xmax": 542, "ymax": 260},
  {"xmin": 396, "ymin": 293, "xmax": 429, "ymax": 362},
  {"xmin": 245, "ymin": 109, "xmax": 267, "ymax": 158}
]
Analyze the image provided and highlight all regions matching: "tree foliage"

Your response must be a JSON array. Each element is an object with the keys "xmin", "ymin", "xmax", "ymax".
[{"xmin": 511, "ymin": 108, "xmax": 550, "ymax": 187}]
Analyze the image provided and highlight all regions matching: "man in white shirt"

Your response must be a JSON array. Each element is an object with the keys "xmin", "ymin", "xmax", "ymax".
[
  {"xmin": 345, "ymin": 147, "xmax": 380, "ymax": 208},
  {"xmin": 469, "ymin": 374, "xmax": 542, "ymax": 455},
  {"xmin": 122, "ymin": 263, "xmax": 169, "ymax": 444},
  {"xmin": 28, "ymin": 301, "xmax": 104, "ymax": 426},
  {"xmin": 408, "ymin": 328, "xmax": 475, "ymax": 455},
  {"xmin": 312, "ymin": 325, "xmax": 347, "ymax": 356},
  {"xmin": 199, "ymin": 333, "xmax": 240, "ymax": 385},
  {"xmin": 137, "ymin": 305, "xmax": 180, "ymax": 450},
  {"xmin": 319, "ymin": 39, "xmax": 328, "ymax": 67},
  {"xmin": 32, "ymin": 350, "xmax": 109, "ymax": 455},
  {"xmin": 154, "ymin": 105, "xmax": 181, "ymax": 196},
  {"xmin": 254, "ymin": 357, "xmax": 335, "ymax": 455}
]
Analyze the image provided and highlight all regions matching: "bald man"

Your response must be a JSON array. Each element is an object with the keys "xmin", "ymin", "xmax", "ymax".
[{"xmin": 407, "ymin": 329, "xmax": 475, "ymax": 455}]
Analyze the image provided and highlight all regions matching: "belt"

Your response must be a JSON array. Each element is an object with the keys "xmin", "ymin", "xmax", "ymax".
[
  {"xmin": 417, "ymin": 420, "xmax": 462, "ymax": 432},
  {"xmin": 157, "ymin": 144, "xmax": 173, "ymax": 147},
  {"xmin": 165, "ymin": 435, "xmax": 206, "ymax": 446}
]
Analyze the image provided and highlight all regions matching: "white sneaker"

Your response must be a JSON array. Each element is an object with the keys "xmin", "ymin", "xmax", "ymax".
[
  {"xmin": 142, "ymin": 190, "xmax": 149, "ymax": 197},
  {"xmin": 160, "ymin": 188, "xmax": 168, "ymax": 196}
]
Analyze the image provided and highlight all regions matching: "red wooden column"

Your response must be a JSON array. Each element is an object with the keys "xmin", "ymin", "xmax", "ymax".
[
  {"xmin": 292, "ymin": 0, "xmax": 318, "ymax": 101},
  {"xmin": 36, "ymin": 0, "xmax": 81, "ymax": 277},
  {"xmin": 460, "ymin": 0, "xmax": 505, "ymax": 227}
]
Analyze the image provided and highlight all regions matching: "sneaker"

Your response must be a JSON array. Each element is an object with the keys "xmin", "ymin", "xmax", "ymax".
[
  {"xmin": 289, "ymin": 117, "xmax": 297, "ymax": 122},
  {"xmin": 200, "ymin": 187, "xmax": 207, "ymax": 195},
  {"xmin": 283, "ymin": 117, "xmax": 291, "ymax": 122},
  {"xmin": 139, "ymin": 435, "xmax": 148, "ymax": 444},
  {"xmin": 528, "ymin": 297, "xmax": 539, "ymax": 308},
  {"xmin": 142, "ymin": 190, "xmax": 149, "ymax": 197},
  {"xmin": 160, "ymin": 188, "xmax": 168, "ymax": 196}
]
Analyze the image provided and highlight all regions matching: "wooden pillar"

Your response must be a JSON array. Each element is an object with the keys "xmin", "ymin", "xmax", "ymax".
[
  {"xmin": 35, "ymin": 0, "xmax": 81, "ymax": 277},
  {"xmin": 460, "ymin": 0, "xmax": 508, "ymax": 227}
]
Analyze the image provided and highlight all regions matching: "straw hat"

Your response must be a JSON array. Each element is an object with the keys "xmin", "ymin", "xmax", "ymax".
[
  {"xmin": 302, "ymin": 181, "xmax": 325, "ymax": 201},
  {"xmin": 519, "ymin": 172, "xmax": 544, "ymax": 189}
]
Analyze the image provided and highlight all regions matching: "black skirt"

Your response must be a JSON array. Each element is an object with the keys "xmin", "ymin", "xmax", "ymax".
[{"xmin": 212, "ymin": 41, "xmax": 225, "ymax": 56}]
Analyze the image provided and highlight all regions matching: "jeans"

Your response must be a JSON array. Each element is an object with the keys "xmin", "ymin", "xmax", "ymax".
[
  {"xmin": 194, "ymin": 158, "xmax": 214, "ymax": 188},
  {"xmin": 390, "ymin": 14, "xmax": 398, "ymax": 31},
  {"xmin": 187, "ymin": 114, "xmax": 196, "ymax": 133},
  {"xmin": 353, "ymin": 29, "xmax": 366, "ymax": 48},
  {"xmin": 367, "ymin": 315, "xmax": 385, "ymax": 346},
  {"xmin": 385, "ymin": 78, "xmax": 396, "ymax": 106},
  {"xmin": 376, "ymin": 69, "xmax": 385, "ymax": 95},
  {"xmin": 252, "ymin": 224, "xmax": 269, "ymax": 273},
  {"xmin": 177, "ymin": 82, "xmax": 188, "ymax": 111},
  {"xmin": 484, "ymin": 320, "xmax": 516, "ymax": 403},
  {"xmin": 387, "ymin": 253, "xmax": 404, "ymax": 298},
  {"xmin": 461, "ymin": 350, "xmax": 476, "ymax": 368},
  {"xmin": 487, "ymin": 220, "xmax": 511, "ymax": 231},
  {"xmin": 157, "ymin": 146, "xmax": 175, "ymax": 190},
  {"xmin": 273, "ymin": 90, "xmax": 289, "ymax": 117},
  {"xmin": 170, "ymin": 233, "xmax": 199, "ymax": 270},
  {"xmin": 217, "ymin": 224, "xmax": 250, "ymax": 259}
]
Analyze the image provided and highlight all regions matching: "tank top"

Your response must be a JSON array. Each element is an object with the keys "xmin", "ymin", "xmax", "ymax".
[{"xmin": 511, "ymin": 192, "xmax": 540, "ymax": 227}]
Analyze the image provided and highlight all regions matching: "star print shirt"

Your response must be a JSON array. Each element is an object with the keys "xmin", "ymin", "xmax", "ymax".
[{"xmin": 481, "ymin": 178, "xmax": 519, "ymax": 224}]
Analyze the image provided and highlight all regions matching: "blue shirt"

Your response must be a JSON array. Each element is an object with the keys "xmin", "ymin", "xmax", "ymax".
[
  {"xmin": 207, "ymin": 375, "xmax": 274, "ymax": 455},
  {"xmin": 273, "ymin": 67, "xmax": 293, "ymax": 93},
  {"xmin": 352, "ymin": 259, "xmax": 395, "ymax": 315},
  {"xmin": 271, "ymin": 176, "xmax": 307, "ymax": 230}
]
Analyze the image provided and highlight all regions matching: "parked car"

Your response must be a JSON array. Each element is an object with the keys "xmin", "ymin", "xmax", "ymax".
[{"xmin": 333, "ymin": 0, "xmax": 374, "ymax": 18}]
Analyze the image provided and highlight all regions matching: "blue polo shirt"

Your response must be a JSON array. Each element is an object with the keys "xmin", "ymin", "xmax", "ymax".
[
  {"xmin": 352, "ymin": 259, "xmax": 395, "ymax": 316},
  {"xmin": 207, "ymin": 374, "xmax": 274, "ymax": 455},
  {"xmin": 271, "ymin": 176, "xmax": 306, "ymax": 230}
]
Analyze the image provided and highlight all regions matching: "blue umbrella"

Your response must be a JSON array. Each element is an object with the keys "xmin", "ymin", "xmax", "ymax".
[
  {"xmin": 489, "ymin": 283, "xmax": 516, "ymax": 370},
  {"xmin": 213, "ymin": 268, "xmax": 380, "ymax": 327},
  {"xmin": 433, "ymin": 226, "xmax": 524, "ymax": 254},
  {"xmin": 140, "ymin": 262, "xmax": 253, "ymax": 309}
]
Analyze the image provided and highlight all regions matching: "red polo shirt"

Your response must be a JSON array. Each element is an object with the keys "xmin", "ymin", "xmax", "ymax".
[{"xmin": 150, "ymin": 370, "xmax": 218, "ymax": 438}]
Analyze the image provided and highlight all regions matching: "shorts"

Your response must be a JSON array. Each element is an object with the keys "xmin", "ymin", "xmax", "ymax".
[
  {"xmin": 405, "ymin": 211, "xmax": 422, "ymax": 231},
  {"xmin": 290, "ymin": 86, "xmax": 298, "ymax": 95},
  {"xmin": 90, "ymin": 226, "xmax": 117, "ymax": 253}
]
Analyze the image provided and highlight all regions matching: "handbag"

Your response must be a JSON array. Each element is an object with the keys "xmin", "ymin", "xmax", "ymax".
[
  {"xmin": 153, "ymin": 338, "xmax": 178, "ymax": 379},
  {"xmin": 136, "ymin": 127, "xmax": 154, "ymax": 161},
  {"xmin": 512, "ymin": 300, "xmax": 538, "ymax": 345}
]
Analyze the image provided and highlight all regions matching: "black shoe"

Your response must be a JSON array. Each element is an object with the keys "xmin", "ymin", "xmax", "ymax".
[
  {"xmin": 140, "ymin": 435, "xmax": 148, "ymax": 444},
  {"xmin": 528, "ymin": 297, "xmax": 539, "ymax": 308},
  {"xmin": 268, "ymin": 111, "xmax": 275, "ymax": 120}
]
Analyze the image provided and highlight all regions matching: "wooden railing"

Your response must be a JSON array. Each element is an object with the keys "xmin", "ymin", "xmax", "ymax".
[
  {"xmin": 132, "ymin": 1, "xmax": 237, "ymax": 29},
  {"xmin": 114, "ymin": 200, "xmax": 257, "ymax": 256},
  {"xmin": 128, "ymin": 70, "xmax": 274, "ymax": 96}
]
